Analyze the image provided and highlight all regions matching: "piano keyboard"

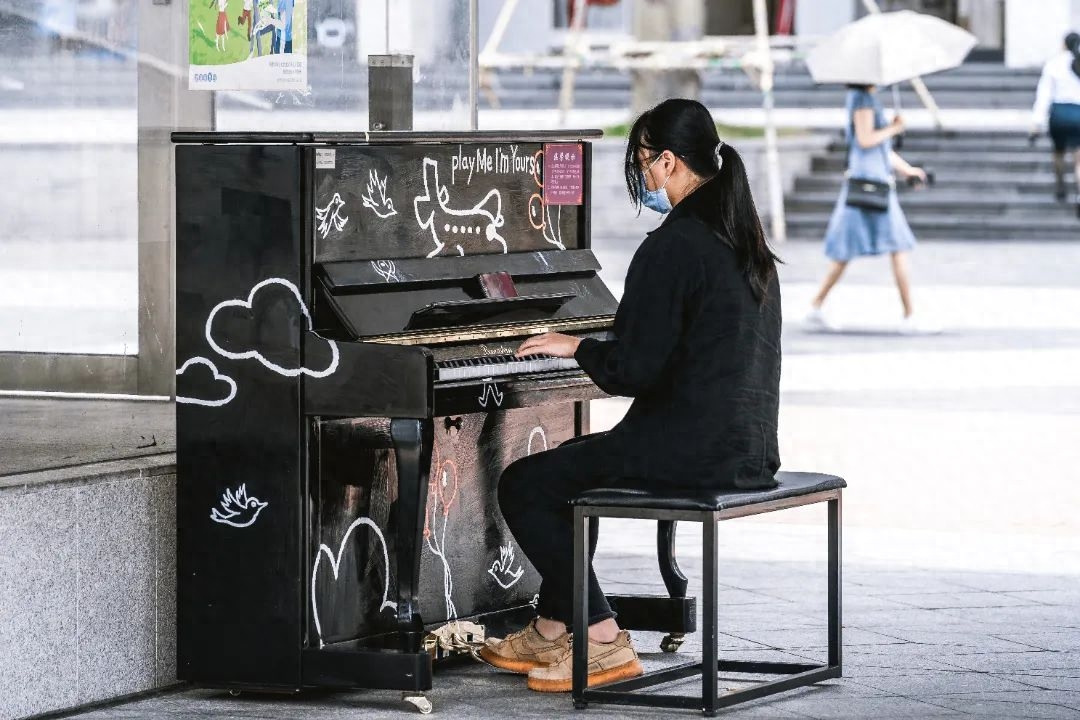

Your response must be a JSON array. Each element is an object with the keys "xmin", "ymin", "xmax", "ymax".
[{"xmin": 436, "ymin": 354, "xmax": 580, "ymax": 382}]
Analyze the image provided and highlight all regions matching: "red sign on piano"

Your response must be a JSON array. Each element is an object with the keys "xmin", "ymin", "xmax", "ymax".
[{"xmin": 543, "ymin": 143, "xmax": 584, "ymax": 206}]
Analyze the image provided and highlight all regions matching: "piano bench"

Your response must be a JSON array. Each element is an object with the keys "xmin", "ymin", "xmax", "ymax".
[{"xmin": 569, "ymin": 471, "xmax": 846, "ymax": 717}]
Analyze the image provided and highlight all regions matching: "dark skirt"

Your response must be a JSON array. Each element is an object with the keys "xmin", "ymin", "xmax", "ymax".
[{"xmin": 1049, "ymin": 103, "xmax": 1080, "ymax": 152}]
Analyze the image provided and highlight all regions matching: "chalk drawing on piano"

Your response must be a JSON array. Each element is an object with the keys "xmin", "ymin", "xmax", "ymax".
[
  {"xmin": 371, "ymin": 259, "xmax": 401, "ymax": 283},
  {"xmin": 175, "ymin": 356, "xmax": 237, "ymax": 407},
  {"xmin": 477, "ymin": 379, "xmax": 504, "ymax": 408},
  {"xmin": 206, "ymin": 278, "xmax": 340, "ymax": 378},
  {"xmin": 361, "ymin": 169, "xmax": 398, "ymax": 219},
  {"xmin": 488, "ymin": 543, "xmax": 525, "ymax": 589},
  {"xmin": 414, "ymin": 157, "xmax": 506, "ymax": 258},
  {"xmin": 425, "ymin": 444, "xmax": 460, "ymax": 619},
  {"xmin": 314, "ymin": 192, "xmax": 349, "ymax": 239},
  {"xmin": 209, "ymin": 483, "xmax": 268, "ymax": 528},
  {"xmin": 527, "ymin": 148, "xmax": 566, "ymax": 250},
  {"xmin": 527, "ymin": 425, "xmax": 549, "ymax": 455},
  {"xmin": 311, "ymin": 516, "xmax": 396, "ymax": 648}
]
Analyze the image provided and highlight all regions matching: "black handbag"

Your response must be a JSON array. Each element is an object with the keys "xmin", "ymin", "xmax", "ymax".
[{"xmin": 845, "ymin": 176, "xmax": 890, "ymax": 212}]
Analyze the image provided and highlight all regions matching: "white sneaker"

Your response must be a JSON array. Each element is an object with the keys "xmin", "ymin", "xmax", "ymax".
[
  {"xmin": 804, "ymin": 307, "xmax": 834, "ymax": 331},
  {"xmin": 898, "ymin": 315, "xmax": 942, "ymax": 335}
]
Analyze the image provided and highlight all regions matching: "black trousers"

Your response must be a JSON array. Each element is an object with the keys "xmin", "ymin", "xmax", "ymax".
[{"xmin": 498, "ymin": 431, "xmax": 631, "ymax": 626}]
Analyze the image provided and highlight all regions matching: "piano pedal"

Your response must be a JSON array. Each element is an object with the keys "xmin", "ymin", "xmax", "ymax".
[
  {"xmin": 423, "ymin": 620, "xmax": 487, "ymax": 662},
  {"xmin": 402, "ymin": 692, "xmax": 433, "ymax": 715}
]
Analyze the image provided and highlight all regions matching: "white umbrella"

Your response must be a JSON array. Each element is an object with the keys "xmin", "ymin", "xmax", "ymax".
[{"xmin": 806, "ymin": 10, "xmax": 977, "ymax": 87}]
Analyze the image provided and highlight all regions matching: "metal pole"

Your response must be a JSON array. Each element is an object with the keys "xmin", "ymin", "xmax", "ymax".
[
  {"xmin": 558, "ymin": 0, "xmax": 587, "ymax": 126},
  {"xmin": 469, "ymin": 0, "xmax": 479, "ymax": 130},
  {"xmin": 752, "ymin": 0, "xmax": 786, "ymax": 243},
  {"xmin": 860, "ymin": 0, "xmax": 944, "ymax": 129}
]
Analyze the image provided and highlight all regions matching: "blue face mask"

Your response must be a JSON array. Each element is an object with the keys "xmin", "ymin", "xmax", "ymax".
[{"xmin": 639, "ymin": 155, "xmax": 672, "ymax": 214}]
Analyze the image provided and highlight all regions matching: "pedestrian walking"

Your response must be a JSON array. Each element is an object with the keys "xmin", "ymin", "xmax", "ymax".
[
  {"xmin": 1031, "ymin": 32, "xmax": 1080, "ymax": 216},
  {"xmin": 806, "ymin": 85, "xmax": 933, "ymax": 333}
]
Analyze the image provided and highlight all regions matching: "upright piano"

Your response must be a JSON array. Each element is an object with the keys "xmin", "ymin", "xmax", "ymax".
[{"xmin": 172, "ymin": 130, "xmax": 693, "ymax": 710}]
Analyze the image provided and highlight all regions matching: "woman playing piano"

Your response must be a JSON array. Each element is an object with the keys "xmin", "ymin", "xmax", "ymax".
[{"xmin": 480, "ymin": 98, "xmax": 783, "ymax": 692}]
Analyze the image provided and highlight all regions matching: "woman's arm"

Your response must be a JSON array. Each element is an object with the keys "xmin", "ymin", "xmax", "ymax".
[
  {"xmin": 889, "ymin": 151, "xmax": 927, "ymax": 182},
  {"xmin": 522, "ymin": 232, "xmax": 700, "ymax": 398},
  {"xmin": 1031, "ymin": 61, "xmax": 1055, "ymax": 133},
  {"xmin": 853, "ymin": 107, "xmax": 903, "ymax": 150}
]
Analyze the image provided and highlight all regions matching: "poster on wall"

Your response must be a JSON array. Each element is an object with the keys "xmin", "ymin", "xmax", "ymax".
[{"xmin": 189, "ymin": 0, "xmax": 307, "ymax": 90}]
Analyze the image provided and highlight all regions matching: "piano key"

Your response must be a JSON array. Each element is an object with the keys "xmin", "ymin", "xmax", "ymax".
[{"xmin": 435, "ymin": 354, "xmax": 580, "ymax": 382}]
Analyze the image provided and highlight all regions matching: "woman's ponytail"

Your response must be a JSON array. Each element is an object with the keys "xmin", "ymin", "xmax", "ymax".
[{"xmin": 624, "ymin": 99, "xmax": 780, "ymax": 304}]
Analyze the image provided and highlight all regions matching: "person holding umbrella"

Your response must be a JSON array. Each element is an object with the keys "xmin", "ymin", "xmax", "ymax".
[
  {"xmin": 1031, "ymin": 32, "xmax": 1080, "ymax": 216},
  {"xmin": 805, "ymin": 84, "xmax": 927, "ymax": 332},
  {"xmin": 804, "ymin": 10, "xmax": 975, "ymax": 332}
]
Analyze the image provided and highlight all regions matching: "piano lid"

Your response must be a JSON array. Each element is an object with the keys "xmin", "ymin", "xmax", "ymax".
[{"xmin": 315, "ymin": 250, "xmax": 617, "ymax": 344}]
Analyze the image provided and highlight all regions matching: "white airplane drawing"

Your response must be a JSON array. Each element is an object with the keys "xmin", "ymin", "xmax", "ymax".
[{"xmin": 414, "ymin": 157, "xmax": 506, "ymax": 258}]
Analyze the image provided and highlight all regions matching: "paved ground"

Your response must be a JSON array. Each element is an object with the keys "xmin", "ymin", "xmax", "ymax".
[{"xmin": 54, "ymin": 140, "xmax": 1080, "ymax": 720}]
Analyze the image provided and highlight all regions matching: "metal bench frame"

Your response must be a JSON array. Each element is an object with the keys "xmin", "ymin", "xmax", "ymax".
[{"xmin": 572, "ymin": 489, "xmax": 842, "ymax": 717}]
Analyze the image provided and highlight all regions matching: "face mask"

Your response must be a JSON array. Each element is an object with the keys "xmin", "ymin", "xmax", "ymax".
[{"xmin": 639, "ymin": 155, "xmax": 672, "ymax": 214}]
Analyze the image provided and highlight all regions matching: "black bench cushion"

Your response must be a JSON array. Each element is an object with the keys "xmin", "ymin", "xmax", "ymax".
[{"xmin": 570, "ymin": 471, "xmax": 846, "ymax": 512}]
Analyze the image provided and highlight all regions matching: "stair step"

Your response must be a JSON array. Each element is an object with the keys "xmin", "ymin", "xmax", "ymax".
[
  {"xmin": 812, "ymin": 155, "xmax": 1068, "ymax": 172},
  {"xmin": 827, "ymin": 140, "xmax": 1057, "ymax": 154},
  {"xmin": 785, "ymin": 194, "xmax": 1073, "ymax": 215}
]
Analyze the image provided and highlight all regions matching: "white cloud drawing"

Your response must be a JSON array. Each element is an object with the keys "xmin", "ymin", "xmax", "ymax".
[
  {"xmin": 205, "ymin": 277, "xmax": 339, "ymax": 379},
  {"xmin": 311, "ymin": 516, "xmax": 396, "ymax": 648},
  {"xmin": 176, "ymin": 356, "xmax": 237, "ymax": 407}
]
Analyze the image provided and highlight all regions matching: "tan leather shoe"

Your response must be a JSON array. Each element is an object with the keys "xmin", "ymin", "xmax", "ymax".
[
  {"xmin": 479, "ymin": 618, "xmax": 570, "ymax": 674},
  {"xmin": 526, "ymin": 630, "xmax": 643, "ymax": 693}
]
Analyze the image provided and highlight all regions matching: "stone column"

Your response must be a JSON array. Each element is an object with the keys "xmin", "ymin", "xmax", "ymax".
[
  {"xmin": 631, "ymin": 0, "xmax": 705, "ymax": 115},
  {"xmin": 137, "ymin": 0, "xmax": 214, "ymax": 396}
]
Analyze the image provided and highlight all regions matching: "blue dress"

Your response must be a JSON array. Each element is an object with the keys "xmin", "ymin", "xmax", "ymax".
[{"xmin": 823, "ymin": 90, "xmax": 917, "ymax": 262}]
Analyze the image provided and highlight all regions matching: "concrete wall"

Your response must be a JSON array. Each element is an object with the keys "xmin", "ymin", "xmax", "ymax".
[
  {"xmin": 1005, "ymin": 0, "xmax": 1080, "ymax": 67},
  {"xmin": 0, "ymin": 456, "xmax": 177, "ymax": 720}
]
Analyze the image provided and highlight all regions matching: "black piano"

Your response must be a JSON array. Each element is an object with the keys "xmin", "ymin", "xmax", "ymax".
[{"xmin": 172, "ymin": 130, "xmax": 693, "ymax": 711}]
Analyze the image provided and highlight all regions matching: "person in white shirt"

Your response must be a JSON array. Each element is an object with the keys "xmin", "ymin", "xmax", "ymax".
[{"xmin": 1031, "ymin": 32, "xmax": 1080, "ymax": 214}]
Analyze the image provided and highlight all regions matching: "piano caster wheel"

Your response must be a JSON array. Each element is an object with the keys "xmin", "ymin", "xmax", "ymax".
[
  {"xmin": 403, "ymin": 693, "xmax": 433, "ymax": 714},
  {"xmin": 660, "ymin": 633, "xmax": 685, "ymax": 653},
  {"xmin": 228, "ymin": 689, "xmax": 242, "ymax": 697}
]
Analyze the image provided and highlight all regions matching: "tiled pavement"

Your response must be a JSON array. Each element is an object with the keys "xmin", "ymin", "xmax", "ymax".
[
  {"xmin": 71, "ymin": 544, "xmax": 1080, "ymax": 719},
  {"xmin": 65, "ymin": 139, "xmax": 1080, "ymax": 720}
]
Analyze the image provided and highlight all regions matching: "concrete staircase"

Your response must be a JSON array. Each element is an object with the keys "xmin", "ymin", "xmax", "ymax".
[
  {"xmin": 0, "ymin": 53, "xmax": 1039, "ymax": 112},
  {"xmin": 785, "ymin": 130, "xmax": 1080, "ymax": 241}
]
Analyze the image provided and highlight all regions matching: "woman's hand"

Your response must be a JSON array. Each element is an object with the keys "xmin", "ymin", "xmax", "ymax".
[
  {"xmin": 515, "ymin": 332, "xmax": 581, "ymax": 359},
  {"xmin": 904, "ymin": 165, "xmax": 929, "ymax": 185},
  {"xmin": 889, "ymin": 114, "xmax": 906, "ymax": 136}
]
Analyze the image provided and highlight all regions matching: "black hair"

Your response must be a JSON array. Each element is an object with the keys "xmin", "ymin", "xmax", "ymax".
[
  {"xmin": 845, "ymin": 83, "xmax": 872, "ymax": 91},
  {"xmin": 1068, "ymin": 32, "xmax": 1080, "ymax": 79},
  {"xmin": 623, "ymin": 98, "xmax": 780, "ymax": 304}
]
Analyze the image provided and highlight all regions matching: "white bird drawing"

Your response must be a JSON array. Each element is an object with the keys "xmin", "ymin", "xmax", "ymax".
[
  {"xmin": 488, "ymin": 542, "xmax": 525, "ymax": 589},
  {"xmin": 361, "ymin": 169, "xmax": 398, "ymax": 218},
  {"xmin": 209, "ymin": 484, "xmax": 269, "ymax": 528},
  {"xmin": 314, "ymin": 192, "xmax": 349, "ymax": 239}
]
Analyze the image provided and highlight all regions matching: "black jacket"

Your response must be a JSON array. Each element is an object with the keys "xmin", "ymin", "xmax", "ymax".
[{"xmin": 575, "ymin": 187, "xmax": 782, "ymax": 490}]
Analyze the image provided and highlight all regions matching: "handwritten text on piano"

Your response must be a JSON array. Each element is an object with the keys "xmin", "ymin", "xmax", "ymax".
[{"xmin": 451, "ymin": 144, "xmax": 538, "ymax": 185}]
